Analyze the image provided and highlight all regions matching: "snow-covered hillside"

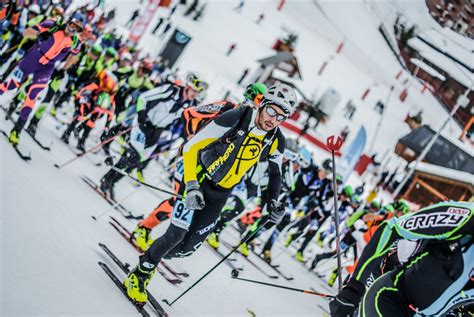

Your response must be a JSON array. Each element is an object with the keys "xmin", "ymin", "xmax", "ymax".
[{"xmin": 1, "ymin": 0, "xmax": 469, "ymax": 316}]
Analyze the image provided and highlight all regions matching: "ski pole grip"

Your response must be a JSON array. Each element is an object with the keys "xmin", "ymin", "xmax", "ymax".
[{"xmin": 326, "ymin": 135, "xmax": 343, "ymax": 152}]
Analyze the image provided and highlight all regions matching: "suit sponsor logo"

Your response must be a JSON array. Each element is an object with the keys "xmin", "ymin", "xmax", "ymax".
[
  {"xmin": 198, "ymin": 223, "xmax": 215, "ymax": 235},
  {"xmin": 399, "ymin": 211, "xmax": 469, "ymax": 231},
  {"xmin": 447, "ymin": 207, "xmax": 469, "ymax": 215}
]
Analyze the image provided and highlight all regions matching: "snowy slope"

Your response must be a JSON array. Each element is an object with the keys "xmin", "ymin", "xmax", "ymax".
[{"xmin": 1, "ymin": 113, "xmax": 333, "ymax": 316}]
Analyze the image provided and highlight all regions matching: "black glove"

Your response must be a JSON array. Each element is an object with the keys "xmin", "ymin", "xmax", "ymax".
[
  {"xmin": 184, "ymin": 180, "xmax": 205, "ymax": 210},
  {"xmin": 329, "ymin": 279, "xmax": 365, "ymax": 317},
  {"xmin": 268, "ymin": 199, "xmax": 285, "ymax": 223}
]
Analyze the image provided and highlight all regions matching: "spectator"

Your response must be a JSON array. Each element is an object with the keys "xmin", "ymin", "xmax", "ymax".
[
  {"xmin": 226, "ymin": 42, "xmax": 237, "ymax": 56},
  {"xmin": 340, "ymin": 125, "xmax": 350, "ymax": 141},
  {"xmin": 184, "ymin": 0, "xmax": 199, "ymax": 16},
  {"xmin": 126, "ymin": 9, "xmax": 140, "ymax": 28},
  {"xmin": 234, "ymin": 0, "xmax": 245, "ymax": 13},
  {"xmin": 152, "ymin": 17, "xmax": 164, "ymax": 34},
  {"xmin": 237, "ymin": 68, "xmax": 249, "ymax": 85}
]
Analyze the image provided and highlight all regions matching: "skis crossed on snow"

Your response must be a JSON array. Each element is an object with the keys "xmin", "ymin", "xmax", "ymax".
[
  {"xmin": 81, "ymin": 175, "xmax": 144, "ymax": 220},
  {"xmin": 108, "ymin": 215, "xmax": 189, "ymax": 285},
  {"xmin": 98, "ymin": 242, "xmax": 168, "ymax": 317}
]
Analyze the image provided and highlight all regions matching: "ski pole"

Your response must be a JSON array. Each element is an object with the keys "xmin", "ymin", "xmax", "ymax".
[
  {"xmin": 326, "ymin": 135, "xmax": 344, "ymax": 291},
  {"xmin": 53, "ymin": 126, "xmax": 133, "ymax": 169},
  {"xmin": 230, "ymin": 275, "xmax": 335, "ymax": 299},
  {"xmin": 163, "ymin": 218, "xmax": 271, "ymax": 307},
  {"xmin": 110, "ymin": 166, "xmax": 183, "ymax": 199}
]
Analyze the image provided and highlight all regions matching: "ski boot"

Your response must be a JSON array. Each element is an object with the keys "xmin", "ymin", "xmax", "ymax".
[
  {"xmin": 239, "ymin": 242, "xmax": 249, "ymax": 257},
  {"xmin": 8, "ymin": 120, "xmax": 25, "ymax": 146},
  {"xmin": 8, "ymin": 129, "xmax": 20, "ymax": 146},
  {"xmin": 49, "ymin": 106, "xmax": 57, "ymax": 117},
  {"xmin": 100, "ymin": 178, "xmax": 116, "ymax": 201},
  {"xmin": 315, "ymin": 231, "xmax": 324, "ymax": 248},
  {"xmin": 102, "ymin": 142, "xmax": 111, "ymax": 156},
  {"xmin": 263, "ymin": 249, "xmax": 272, "ymax": 263},
  {"xmin": 124, "ymin": 259, "xmax": 156, "ymax": 304},
  {"xmin": 132, "ymin": 226, "xmax": 154, "ymax": 252},
  {"xmin": 76, "ymin": 138, "xmax": 86, "ymax": 152},
  {"xmin": 136, "ymin": 169, "xmax": 145, "ymax": 183},
  {"xmin": 60, "ymin": 126, "xmax": 72, "ymax": 144},
  {"xmin": 284, "ymin": 234, "xmax": 293, "ymax": 247},
  {"xmin": 327, "ymin": 267, "xmax": 338, "ymax": 287},
  {"xmin": 295, "ymin": 251, "xmax": 305, "ymax": 263},
  {"xmin": 310, "ymin": 254, "xmax": 322, "ymax": 271},
  {"xmin": 207, "ymin": 232, "xmax": 220, "ymax": 249}
]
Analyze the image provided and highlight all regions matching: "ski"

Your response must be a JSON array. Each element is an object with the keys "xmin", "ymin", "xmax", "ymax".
[
  {"xmin": 160, "ymin": 259, "xmax": 189, "ymax": 278},
  {"xmin": 98, "ymin": 262, "xmax": 151, "ymax": 317},
  {"xmin": 0, "ymin": 130, "xmax": 32, "ymax": 161},
  {"xmin": 108, "ymin": 221, "xmax": 142, "ymax": 253},
  {"xmin": 25, "ymin": 129, "xmax": 52, "ymax": 151},
  {"xmin": 109, "ymin": 216, "xmax": 190, "ymax": 278},
  {"xmin": 107, "ymin": 220, "xmax": 183, "ymax": 285},
  {"xmin": 81, "ymin": 175, "xmax": 144, "ymax": 220},
  {"xmin": 221, "ymin": 240, "xmax": 279, "ymax": 279},
  {"xmin": 98, "ymin": 243, "xmax": 168, "ymax": 316}
]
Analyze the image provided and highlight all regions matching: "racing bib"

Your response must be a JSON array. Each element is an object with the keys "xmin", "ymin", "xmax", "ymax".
[{"xmin": 171, "ymin": 199, "xmax": 195, "ymax": 230}]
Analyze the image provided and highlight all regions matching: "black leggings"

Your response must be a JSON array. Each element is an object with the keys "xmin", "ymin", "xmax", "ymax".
[
  {"xmin": 101, "ymin": 146, "xmax": 141, "ymax": 187},
  {"xmin": 142, "ymin": 178, "xmax": 231, "ymax": 264},
  {"xmin": 213, "ymin": 195, "xmax": 245, "ymax": 237},
  {"xmin": 359, "ymin": 270, "xmax": 411, "ymax": 317}
]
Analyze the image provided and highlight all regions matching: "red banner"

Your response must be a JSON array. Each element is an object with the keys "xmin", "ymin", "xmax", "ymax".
[{"xmin": 128, "ymin": 0, "xmax": 162, "ymax": 45}]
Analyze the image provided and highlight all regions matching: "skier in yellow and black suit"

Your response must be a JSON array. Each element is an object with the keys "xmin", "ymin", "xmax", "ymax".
[{"xmin": 123, "ymin": 83, "xmax": 298, "ymax": 304}]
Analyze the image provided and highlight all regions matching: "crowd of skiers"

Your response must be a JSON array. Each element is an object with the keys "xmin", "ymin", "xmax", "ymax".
[{"xmin": 1, "ymin": 1, "xmax": 472, "ymax": 316}]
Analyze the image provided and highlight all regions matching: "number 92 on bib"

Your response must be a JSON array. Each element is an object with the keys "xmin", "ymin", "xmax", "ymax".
[{"xmin": 171, "ymin": 199, "xmax": 195, "ymax": 230}]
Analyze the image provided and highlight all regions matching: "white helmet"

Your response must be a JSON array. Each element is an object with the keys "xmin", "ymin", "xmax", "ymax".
[
  {"xmin": 261, "ymin": 83, "xmax": 297, "ymax": 115},
  {"xmin": 28, "ymin": 4, "xmax": 41, "ymax": 15},
  {"xmin": 185, "ymin": 72, "xmax": 209, "ymax": 92},
  {"xmin": 121, "ymin": 52, "xmax": 133, "ymax": 62}
]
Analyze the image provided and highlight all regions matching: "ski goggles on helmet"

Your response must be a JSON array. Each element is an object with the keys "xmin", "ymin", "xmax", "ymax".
[
  {"xmin": 283, "ymin": 149, "xmax": 299, "ymax": 162},
  {"xmin": 187, "ymin": 78, "xmax": 208, "ymax": 92},
  {"xmin": 186, "ymin": 73, "xmax": 208, "ymax": 92},
  {"xmin": 253, "ymin": 94, "xmax": 263, "ymax": 106},
  {"xmin": 297, "ymin": 156, "xmax": 310, "ymax": 168},
  {"xmin": 265, "ymin": 105, "xmax": 288, "ymax": 122},
  {"xmin": 67, "ymin": 21, "xmax": 83, "ymax": 34}
]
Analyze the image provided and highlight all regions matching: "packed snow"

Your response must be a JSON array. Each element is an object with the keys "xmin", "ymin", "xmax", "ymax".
[{"xmin": 1, "ymin": 0, "xmax": 470, "ymax": 316}]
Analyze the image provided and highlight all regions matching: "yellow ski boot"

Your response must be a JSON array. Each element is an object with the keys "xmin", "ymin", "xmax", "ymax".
[
  {"xmin": 207, "ymin": 232, "xmax": 220, "ymax": 249},
  {"xmin": 239, "ymin": 242, "xmax": 249, "ymax": 257},
  {"xmin": 8, "ymin": 130, "xmax": 20, "ymax": 146},
  {"xmin": 295, "ymin": 251, "xmax": 305, "ymax": 263},
  {"xmin": 132, "ymin": 226, "xmax": 154, "ymax": 252},
  {"xmin": 124, "ymin": 262, "xmax": 155, "ymax": 304},
  {"xmin": 284, "ymin": 234, "xmax": 293, "ymax": 247}
]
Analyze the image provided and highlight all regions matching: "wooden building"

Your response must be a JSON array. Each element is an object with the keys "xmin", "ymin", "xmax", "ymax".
[
  {"xmin": 247, "ymin": 52, "xmax": 302, "ymax": 85},
  {"xmin": 402, "ymin": 162, "xmax": 473, "ymax": 206}
]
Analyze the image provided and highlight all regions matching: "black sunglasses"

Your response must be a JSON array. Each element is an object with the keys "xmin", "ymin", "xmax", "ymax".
[{"xmin": 265, "ymin": 105, "xmax": 288, "ymax": 122}]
